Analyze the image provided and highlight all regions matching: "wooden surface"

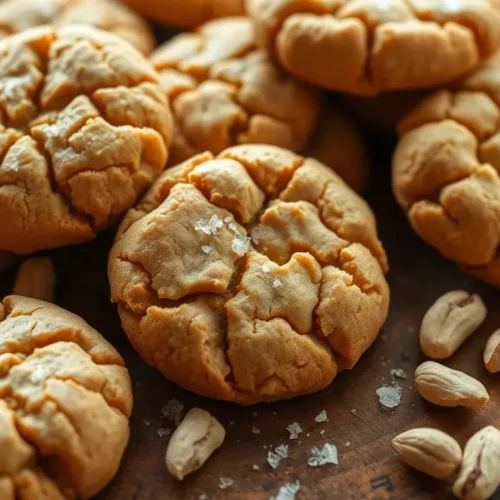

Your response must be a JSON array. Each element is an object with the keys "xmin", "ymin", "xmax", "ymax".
[{"xmin": 2, "ymin": 133, "xmax": 500, "ymax": 500}]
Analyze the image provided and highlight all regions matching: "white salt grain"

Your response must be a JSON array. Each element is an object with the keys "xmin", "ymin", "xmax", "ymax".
[
  {"xmin": 268, "ymin": 445, "xmax": 289, "ymax": 469},
  {"xmin": 376, "ymin": 384, "xmax": 402, "ymax": 409},
  {"xmin": 157, "ymin": 428, "xmax": 171, "ymax": 437},
  {"xmin": 201, "ymin": 245, "xmax": 212, "ymax": 254},
  {"xmin": 391, "ymin": 368, "xmax": 407, "ymax": 380},
  {"xmin": 195, "ymin": 214, "xmax": 223, "ymax": 235},
  {"xmin": 232, "ymin": 236, "xmax": 251, "ymax": 256},
  {"xmin": 320, "ymin": 430, "xmax": 325, "ymax": 435},
  {"xmin": 308, "ymin": 444, "xmax": 338, "ymax": 467},
  {"xmin": 314, "ymin": 410, "xmax": 328, "ymax": 423},
  {"xmin": 252, "ymin": 426, "xmax": 261, "ymax": 435},
  {"xmin": 252, "ymin": 464, "xmax": 260, "ymax": 471},
  {"xmin": 219, "ymin": 477, "xmax": 234, "ymax": 490},
  {"xmin": 224, "ymin": 217, "xmax": 232, "ymax": 223},
  {"xmin": 286, "ymin": 422, "xmax": 303, "ymax": 440},
  {"xmin": 160, "ymin": 399, "xmax": 184, "ymax": 426},
  {"xmin": 143, "ymin": 419, "xmax": 151, "ymax": 426},
  {"xmin": 272, "ymin": 277, "xmax": 282, "ymax": 288},
  {"xmin": 351, "ymin": 409, "xmax": 357, "ymax": 414},
  {"xmin": 262, "ymin": 263, "xmax": 271, "ymax": 274},
  {"xmin": 345, "ymin": 441, "xmax": 351, "ymax": 447},
  {"xmin": 271, "ymin": 481, "xmax": 301, "ymax": 500}
]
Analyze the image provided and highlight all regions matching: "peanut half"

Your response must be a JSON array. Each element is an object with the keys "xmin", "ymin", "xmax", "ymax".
[
  {"xmin": 415, "ymin": 361, "xmax": 489, "ymax": 408},
  {"xmin": 420, "ymin": 291, "xmax": 487, "ymax": 360},
  {"xmin": 392, "ymin": 428, "xmax": 462, "ymax": 479},
  {"xmin": 13, "ymin": 257, "xmax": 55, "ymax": 303},
  {"xmin": 166, "ymin": 408, "xmax": 225, "ymax": 480},
  {"xmin": 454, "ymin": 426, "xmax": 500, "ymax": 500},
  {"xmin": 484, "ymin": 329, "xmax": 500, "ymax": 373}
]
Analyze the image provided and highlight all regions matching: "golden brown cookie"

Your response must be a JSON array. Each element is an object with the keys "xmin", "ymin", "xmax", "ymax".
[
  {"xmin": 109, "ymin": 145, "xmax": 390, "ymax": 404},
  {"xmin": 247, "ymin": 0, "xmax": 500, "ymax": 95},
  {"xmin": 150, "ymin": 17, "xmax": 321, "ymax": 166},
  {"xmin": 394, "ymin": 52, "xmax": 500, "ymax": 287},
  {"xmin": 0, "ymin": 295, "xmax": 133, "ymax": 499},
  {"xmin": 0, "ymin": 0, "xmax": 155, "ymax": 54},
  {"xmin": 0, "ymin": 25, "xmax": 173, "ymax": 255},
  {"xmin": 304, "ymin": 101, "xmax": 369, "ymax": 192},
  {"xmin": 121, "ymin": 0, "xmax": 245, "ymax": 28}
]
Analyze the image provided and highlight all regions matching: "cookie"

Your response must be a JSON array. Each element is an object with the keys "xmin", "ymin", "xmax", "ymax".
[
  {"xmin": 121, "ymin": 0, "xmax": 244, "ymax": 28},
  {"xmin": 0, "ymin": 0, "xmax": 155, "ymax": 54},
  {"xmin": 393, "ymin": 52, "xmax": 500, "ymax": 286},
  {"xmin": 109, "ymin": 145, "xmax": 389, "ymax": 404},
  {"xmin": 247, "ymin": 0, "xmax": 500, "ymax": 95},
  {"xmin": 0, "ymin": 25, "xmax": 172, "ymax": 255},
  {"xmin": 304, "ymin": 100, "xmax": 369, "ymax": 192},
  {"xmin": 0, "ymin": 295, "xmax": 133, "ymax": 499},
  {"xmin": 150, "ymin": 17, "xmax": 321, "ymax": 166}
]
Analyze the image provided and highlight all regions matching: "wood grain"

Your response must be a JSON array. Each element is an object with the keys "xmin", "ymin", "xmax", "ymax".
[{"xmin": 2, "ymin": 126, "xmax": 500, "ymax": 499}]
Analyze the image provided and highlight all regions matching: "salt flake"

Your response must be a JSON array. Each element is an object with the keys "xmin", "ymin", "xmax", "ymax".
[
  {"xmin": 161, "ymin": 399, "xmax": 184, "ymax": 426},
  {"xmin": 232, "ymin": 236, "xmax": 251, "ymax": 256},
  {"xmin": 308, "ymin": 443, "xmax": 338, "ymax": 467},
  {"xmin": 271, "ymin": 480, "xmax": 301, "ymax": 500},
  {"xmin": 391, "ymin": 368, "xmax": 407, "ymax": 380},
  {"xmin": 267, "ymin": 445, "xmax": 289, "ymax": 469},
  {"xmin": 262, "ymin": 263, "xmax": 271, "ymax": 274},
  {"xmin": 314, "ymin": 410, "xmax": 328, "ymax": 423},
  {"xmin": 143, "ymin": 419, "xmax": 151, "ymax": 426},
  {"xmin": 224, "ymin": 217, "xmax": 232, "ymax": 223},
  {"xmin": 195, "ymin": 214, "xmax": 223, "ymax": 235},
  {"xmin": 252, "ymin": 426, "xmax": 261, "ymax": 435},
  {"xmin": 376, "ymin": 384, "xmax": 402, "ymax": 409},
  {"xmin": 201, "ymin": 245, "xmax": 212, "ymax": 254},
  {"xmin": 286, "ymin": 422, "xmax": 303, "ymax": 440},
  {"xmin": 252, "ymin": 464, "xmax": 260, "ymax": 471},
  {"xmin": 219, "ymin": 477, "xmax": 234, "ymax": 490},
  {"xmin": 157, "ymin": 428, "xmax": 171, "ymax": 437},
  {"xmin": 345, "ymin": 441, "xmax": 351, "ymax": 447},
  {"xmin": 272, "ymin": 277, "xmax": 282, "ymax": 289}
]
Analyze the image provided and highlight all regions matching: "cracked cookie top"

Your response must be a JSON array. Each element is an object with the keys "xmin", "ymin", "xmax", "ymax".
[
  {"xmin": 393, "ymin": 52, "xmax": 500, "ymax": 287},
  {"xmin": 0, "ymin": 0, "xmax": 155, "ymax": 55},
  {"xmin": 247, "ymin": 0, "xmax": 500, "ymax": 95},
  {"xmin": 109, "ymin": 145, "xmax": 389, "ymax": 404},
  {"xmin": 0, "ymin": 295, "xmax": 133, "ymax": 500},
  {"xmin": 121, "ymin": 0, "xmax": 245, "ymax": 28},
  {"xmin": 0, "ymin": 25, "xmax": 173, "ymax": 254},
  {"xmin": 150, "ymin": 17, "xmax": 321, "ymax": 167}
]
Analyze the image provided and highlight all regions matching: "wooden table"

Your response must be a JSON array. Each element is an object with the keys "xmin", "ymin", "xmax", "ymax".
[{"xmin": 2, "ymin": 102, "xmax": 499, "ymax": 500}]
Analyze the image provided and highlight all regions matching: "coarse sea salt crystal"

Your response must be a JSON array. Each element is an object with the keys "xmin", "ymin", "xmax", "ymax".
[
  {"xmin": 272, "ymin": 277, "xmax": 282, "ymax": 288},
  {"xmin": 157, "ymin": 428, "xmax": 171, "ymax": 437},
  {"xmin": 271, "ymin": 480, "xmax": 301, "ymax": 500},
  {"xmin": 219, "ymin": 477, "xmax": 234, "ymax": 490},
  {"xmin": 201, "ymin": 245, "xmax": 212, "ymax": 254},
  {"xmin": 376, "ymin": 384, "xmax": 402, "ymax": 409},
  {"xmin": 160, "ymin": 399, "xmax": 184, "ymax": 426},
  {"xmin": 267, "ymin": 445, "xmax": 289, "ymax": 469},
  {"xmin": 232, "ymin": 236, "xmax": 251, "ymax": 256},
  {"xmin": 314, "ymin": 410, "xmax": 328, "ymax": 423},
  {"xmin": 262, "ymin": 263, "xmax": 271, "ymax": 273},
  {"xmin": 286, "ymin": 422, "xmax": 303, "ymax": 440},
  {"xmin": 308, "ymin": 443, "xmax": 338, "ymax": 467},
  {"xmin": 391, "ymin": 368, "xmax": 407, "ymax": 380},
  {"xmin": 252, "ymin": 464, "xmax": 260, "ymax": 471},
  {"xmin": 252, "ymin": 426, "xmax": 260, "ymax": 435},
  {"xmin": 195, "ymin": 214, "xmax": 223, "ymax": 235}
]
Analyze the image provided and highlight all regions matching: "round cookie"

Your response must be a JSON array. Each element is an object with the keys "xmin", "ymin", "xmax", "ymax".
[
  {"xmin": 109, "ymin": 145, "xmax": 389, "ymax": 404},
  {"xmin": 0, "ymin": 0, "xmax": 155, "ymax": 55},
  {"xmin": 121, "ymin": 0, "xmax": 244, "ymax": 28},
  {"xmin": 0, "ymin": 295, "xmax": 133, "ymax": 499},
  {"xmin": 393, "ymin": 52, "xmax": 500, "ymax": 286},
  {"xmin": 150, "ymin": 17, "xmax": 321, "ymax": 167},
  {"xmin": 247, "ymin": 0, "xmax": 500, "ymax": 95},
  {"xmin": 0, "ymin": 25, "xmax": 172, "ymax": 255},
  {"xmin": 304, "ymin": 100, "xmax": 369, "ymax": 192}
]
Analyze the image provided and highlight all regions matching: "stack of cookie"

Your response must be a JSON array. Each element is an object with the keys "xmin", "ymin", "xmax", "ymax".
[{"xmin": 0, "ymin": 0, "xmax": 498, "ymax": 498}]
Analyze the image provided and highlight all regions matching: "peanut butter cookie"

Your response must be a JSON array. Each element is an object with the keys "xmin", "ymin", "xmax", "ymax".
[
  {"xmin": 0, "ymin": 0, "xmax": 155, "ymax": 54},
  {"xmin": 109, "ymin": 145, "xmax": 389, "ymax": 404},
  {"xmin": 0, "ymin": 25, "xmax": 172, "ymax": 255},
  {"xmin": 394, "ymin": 52, "xmax": 500, "ymax": 287},
  {"xmin": 0, "ymin": 295, "xmax": 133, "ymax": 499},
  {"xmin": 121, "ymin": 0, "xmax": 244, "ymax": 28},
  {"xmin": 150, "ymin": 17, "xmax": 321, "ymax": 166},
  {"xmin": 247, "ymin": 0, "xmax": 500, "ymax": 95}
]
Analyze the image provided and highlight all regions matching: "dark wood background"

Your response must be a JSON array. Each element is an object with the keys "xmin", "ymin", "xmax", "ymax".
[{"xmin": 2, "ymin": 23, "xmax": 500, "ymax": 500}]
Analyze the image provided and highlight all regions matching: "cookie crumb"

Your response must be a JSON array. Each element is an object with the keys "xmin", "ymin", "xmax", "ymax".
[
  {"xmin": 157, "ymin": 428, "xmax": 171, "ymax": 437},
  {"xmin": 252, "ymin": 464, "xmax": 260, "ymax": 471},
  {"xmin": 201, "ymin": 245, "xmax": 212, "ymax": 254},
  {"xmin": 219, "ymin": 477, "xmax": 234, "ymax": 490},
  {"xmin": 376, "ymin": 384, "xmax": 402, "ymax": 409},
  {"xmin": 232, "ymin": 236, "xmax": 251, "ymax": 256},
  {"xmin": 308, "ymin": 443, "xmax": 338, "ymax": 467},
  {"xmin": 391, "ymin": 368, "xmax": 407, "ymax": 380},
  {"xmin": 262, "ymin": 263, "xmax": 271, "ymax": 274},
  {"xmin": 252, "ymin": 426, "xmax": 261, "ymax": 435},
  {"xmin": 272, "ymin": 277, "xmax": 282, "ymax": 288},
  {"xmin": 286, "ymin": 422, "xmax": 303, "ymax": 440},
  {"xmin": 161, "ymin": 399, "xmax": 184, "ymax": 426},
  {"xmin": 271, "ymin": 480, "xmax": 301, "ymax": 500},
  {"xmin": 267, "ymin": 445, "xmax": 289, "ymax": 469},
  {"xmin": 314, "ymin": 410, "xmax": 328, "ymax": 423}
]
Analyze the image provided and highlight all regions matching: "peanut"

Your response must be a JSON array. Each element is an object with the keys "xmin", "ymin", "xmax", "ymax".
[
  {"xmin": 166, "ymin": 408, "xmax": 225, "ymax": 480},
  {"xmin": 392, "ymin": 428, "xmax": 462, "ymax": 479},
  {"xmin": 13, "ymin": 257, "xmax": 55, "ymax": 302},
  {"xmin": 453, "ymin": 426, "xmax": 500, "ymax": 500},
  {"xmin": 484, "ymin": 329, "xmax": 500, "ymax": 373},
  {"xmin": 414, "ymin": 361, "xmax": 489, "ymax": 408},
  {"xmin": 420, "ymin": 291, "xmax": 486, "ymax": 360}
]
